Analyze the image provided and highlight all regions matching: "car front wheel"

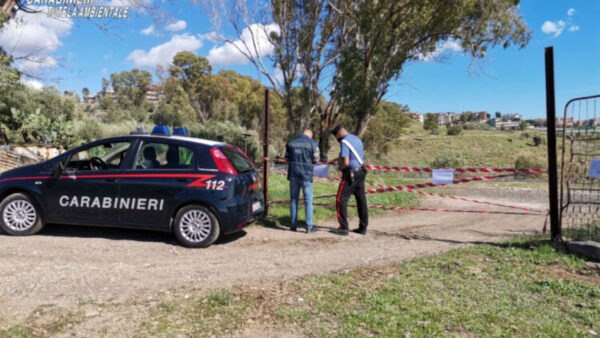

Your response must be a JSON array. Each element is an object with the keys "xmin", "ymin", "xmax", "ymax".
[
  {"xmin": 173, "ymin": 205, "xmax": 220, "ymax": 248},
  {"xmin": 0, "ymin": 192, "xmax": 44, "ymax": 235}
]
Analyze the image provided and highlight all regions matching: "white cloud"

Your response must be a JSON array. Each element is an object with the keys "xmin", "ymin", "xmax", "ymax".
[
  {"xmin": 541, "ymin": 20, "xmax": 566, "ymax": 37},
  {"xmin": 21, "ymin": 78, "xmax": 44, "ymax": 90},
  {"xmin": 207, "ymin": 23, "xmax": 279, "ymax": 66},
  {"xmin": 166, "ymin": 20, "xmax": 187, "ymax": 32},
  {"xmin": 141, "ymin": 24, "xmax": 155, "ymax": 35},
  {"xmin": 418, "ymin": 39, "xmax": 463, "ymax": 61},
  {"xmin": 542, "ymin": 8, "xmax": 580, "ymax": 38},
  {"xmin": 0, "ymin": 9, "xmax": 72, "ymax": 75},
  {"xmin": 127, "ymin": 33, "xmax": 203, "ymax": 69}
]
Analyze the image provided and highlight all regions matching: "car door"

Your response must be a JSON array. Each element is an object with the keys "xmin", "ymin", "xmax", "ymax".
[
  {"xmin": 42, "ymin": 139, "xmax": 132, "ymax": 226},
  {"xmin": 116, "ymin": 140, "xmax": 198, "ymax": 230}
]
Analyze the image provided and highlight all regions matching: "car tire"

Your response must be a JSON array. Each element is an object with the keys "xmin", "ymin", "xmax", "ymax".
[
  {"xmin": 0, "ymin": 192, "xmax": 44, "ymax": 236},
  {"xmin": 173, "ymin": 204, "xmax": 220, "ymax": 248}
]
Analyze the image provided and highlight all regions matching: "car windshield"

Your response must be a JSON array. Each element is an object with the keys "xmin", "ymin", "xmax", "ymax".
[{"xmin": 220, "ymin": 146, "xmax": 255, "ymax": 173}]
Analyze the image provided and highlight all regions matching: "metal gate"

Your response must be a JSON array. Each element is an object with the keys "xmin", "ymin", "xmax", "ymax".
[{"xmin": 559, "ymin": 94, "xmax": 600, "ymax": 240}]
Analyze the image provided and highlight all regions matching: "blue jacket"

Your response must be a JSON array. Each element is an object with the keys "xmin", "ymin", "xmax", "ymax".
[{"xmin": 286, "ymin": 134, "xmax": 319, "ymax": 181}]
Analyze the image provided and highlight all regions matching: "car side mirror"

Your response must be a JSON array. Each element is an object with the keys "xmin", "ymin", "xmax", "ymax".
[{"xmin": 53, "ymin": 161, "xmax": 65, "ymax": 178}]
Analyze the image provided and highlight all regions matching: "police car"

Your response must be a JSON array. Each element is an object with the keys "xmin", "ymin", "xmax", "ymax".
[{"xmin": 0, "ymin": 126, "xmax": 263, "ymax": 248}]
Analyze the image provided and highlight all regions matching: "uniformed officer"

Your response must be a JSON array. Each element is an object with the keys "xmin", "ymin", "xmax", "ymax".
[
  {"xmin": 286, "ymin": 129, "xmax": 320, "ymax": 232},
  {"xmin": 330, "ymin": 124, "xmax": 368, "ymax": 235}
]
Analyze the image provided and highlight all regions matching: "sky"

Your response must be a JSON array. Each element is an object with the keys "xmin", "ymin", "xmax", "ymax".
[{"xmin": 0, "ymin": 0, "xmax": 598, "ymax": 120}]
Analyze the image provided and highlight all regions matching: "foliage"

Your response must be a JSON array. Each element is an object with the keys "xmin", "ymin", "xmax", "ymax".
[
  {"xmin": 533, "ymin": 135, "xmax": 544, "ymax": 146},
  {"xmin": 362, "ymin": 102, "xmax": 411, "ymax": 156},
  {"xmin": 446, "ymin": 124, "xmax": 462, "ymax": 136},
  {"xmin": 189, "ymin": 121, "xmax": 261, "ymax": 163},
  {"xmin": 519, "ymin": 120, "xmax": 528, "ymax": 130},
  {"xmin": 514, "ymin": 155, "xmax": 545, "ymax": 179},
  {"xmin": 431, "ymin": 148, "xmax": 465, "ymax": 168},
  {"xmin": 423, "ymin": 113, "xmax": 439, "ymax": 133},
  {"xmin": 0, "ymin": 49, "xmax": 20, "ymax": 87},
  {"xmin": 201, "ymin": 0, "xmax": 531, "ymax": 162}
]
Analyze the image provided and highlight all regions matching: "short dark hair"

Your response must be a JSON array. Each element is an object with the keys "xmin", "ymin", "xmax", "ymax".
[{"xmin": 330, "ymin": 123, "xmax": 343, "ymax": 136}]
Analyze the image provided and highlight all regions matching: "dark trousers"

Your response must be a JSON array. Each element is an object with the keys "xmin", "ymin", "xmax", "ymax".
[{"xmin": 336, "ymin": 168, "xmax": 368, "ymax": 230}]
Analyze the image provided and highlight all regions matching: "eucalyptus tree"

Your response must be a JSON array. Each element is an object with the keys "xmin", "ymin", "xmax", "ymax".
[{"xmin": 197, "ymin": 0, "xmax": 530, "ymax": 160}]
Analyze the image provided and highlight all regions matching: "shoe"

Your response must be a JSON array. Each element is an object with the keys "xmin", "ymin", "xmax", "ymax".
[
  {"xmin": 330, "ymin": 228, "xmax": 349, "ymax": 236},
  {"xmin": 352, "ymin": 228, "xmax": 366, "ymax": 235},
  {"xmin": 290, "ymin": 227, "xmax": 297, "ymax": 232},
  {"xmin": 306, "ymin": 227, "xmax": 318, "ymax": 233}
]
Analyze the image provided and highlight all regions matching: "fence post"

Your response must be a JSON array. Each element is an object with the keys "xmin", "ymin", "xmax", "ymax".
[
  {"xmin": 545, "ymin": 46, "xmax": 560, "ymax": 241},
  {"xmin": 262, "ymin": 89, "xmax": 270, "ymax": 216}
]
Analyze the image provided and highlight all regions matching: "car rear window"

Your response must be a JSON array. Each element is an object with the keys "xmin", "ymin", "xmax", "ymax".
[{"xmin": 220, "ymin": 146, "xmax": 255, "ymax": 173}]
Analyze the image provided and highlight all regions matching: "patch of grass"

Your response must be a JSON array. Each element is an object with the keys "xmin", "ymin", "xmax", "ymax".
[
  {"xmin": 133, "ymin": 237, "xmax": 599, "ymax": 337},
  {"xmin": 140, "ymin": 289, "xmax": 253, "ymax": 337},
  {"xmin": 265, "ymin": 173, "xmax": 420, "ymax": 226},
  {"xmin": 0, "ymin": 326, "xmax": 33, "ymax": 338}
]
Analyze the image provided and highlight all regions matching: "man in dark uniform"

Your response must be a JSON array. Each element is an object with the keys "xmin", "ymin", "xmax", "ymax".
[
  {"xmin": 286, "ymin": 129, "xmax": 320, "ymax": 232},
  {"xmin": 330, "ymin": 124, "xmax": 368, "ymax": 235}
]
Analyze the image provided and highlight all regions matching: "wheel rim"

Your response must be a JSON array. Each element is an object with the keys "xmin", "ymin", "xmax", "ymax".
[
  {"xmin": 3, "ymin": 199, "xmax": 37, "ymax": 232},
  {"xmin": 179, "ymin": 209, "xmax": 212, "ymax": 243}
]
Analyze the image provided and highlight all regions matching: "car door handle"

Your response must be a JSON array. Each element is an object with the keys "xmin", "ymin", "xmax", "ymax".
[{"xmin": 105, "ymin": 178, "xmax": 118, "ymax": 183}]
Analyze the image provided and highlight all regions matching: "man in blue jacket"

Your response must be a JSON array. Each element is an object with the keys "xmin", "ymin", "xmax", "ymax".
[{"xmin": 286, "ymin": 129, "xmax": 320, "ymax": 232}]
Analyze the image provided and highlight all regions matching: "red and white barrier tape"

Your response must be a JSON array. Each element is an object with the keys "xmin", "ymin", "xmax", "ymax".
[
  {"xmin": 368, "ymin": 183, "xmax": 546, "ymax": 213},
  {"xmin": 311, "ymin": 203, "xmax": 546, "ymax": 216},
  {"xmin": 365, "ymin": 165, "xmax": 546, "ymax": 174}
]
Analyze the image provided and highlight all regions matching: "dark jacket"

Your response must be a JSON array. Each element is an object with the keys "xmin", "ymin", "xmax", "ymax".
[{"xmin": 286, "ymin": 134, "xmax": 319, "ymax": 181}]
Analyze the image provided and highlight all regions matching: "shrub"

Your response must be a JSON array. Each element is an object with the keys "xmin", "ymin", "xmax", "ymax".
[
  {"xmin": 189, "ymin": 121, "xmax": 260, "ymax": 163},
  {"xmin": 431, "ymin": 149, "xmax": 465, "ymax": 168},
  {"xmin": 532, "ymin": 135, "xmax": 544, "ymax": 146},
  {"xmin": 514, "ymin": 155, "xmax": 545, "ymax": 179},
  {"xmin": 446, "ymin": 125, "xmax": 462, "ymax": 136}
]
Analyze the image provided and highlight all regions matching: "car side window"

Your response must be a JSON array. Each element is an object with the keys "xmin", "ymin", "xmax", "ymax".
[
  {"xmin": 66, "ymin": 141, "xmax": 130, "ymax": 171},
  {"xmin": 135, "ymin": 142, "xmax": 194, "ymax": 170}
]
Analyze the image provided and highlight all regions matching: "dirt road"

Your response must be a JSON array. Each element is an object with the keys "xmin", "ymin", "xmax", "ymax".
[{"xmin": 0, "ymin": 187, "xmax": 548, "ymax": 336}]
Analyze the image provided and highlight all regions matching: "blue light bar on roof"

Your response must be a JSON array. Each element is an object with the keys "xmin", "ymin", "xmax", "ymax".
[
  {"xmin": 152, "ymin": 125, "xmax": 171, "ymax": 135},
  {"xmin": 173, "ymin": 127, "xmax": 190, "ymax": 136}
]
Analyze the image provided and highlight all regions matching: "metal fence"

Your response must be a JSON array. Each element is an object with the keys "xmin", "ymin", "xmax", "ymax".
[{"xmin": 559, "ymin": 94, "xmax": 600, "ymax": 240}]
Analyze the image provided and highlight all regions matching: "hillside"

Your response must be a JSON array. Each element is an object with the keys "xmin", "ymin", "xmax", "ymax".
[{"xmin": 371, "ymin": 121, "xmax": 549, "ymax": 169}]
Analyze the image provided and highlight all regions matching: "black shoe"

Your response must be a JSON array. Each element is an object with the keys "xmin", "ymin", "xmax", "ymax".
[
  {"xmin": 306, "ymin": 227, "xmax": 318, "ymax": 233},
  {"xmin": 330, "ymin": 228, "xmax": 349, "ymax": 236},
  {"xmin": 352, "ymin": 228, "xmax": 366, "ymax": 235},
  {"xmin": 290, "ymin": 227, "xmax": 297, "ymax": 232}
]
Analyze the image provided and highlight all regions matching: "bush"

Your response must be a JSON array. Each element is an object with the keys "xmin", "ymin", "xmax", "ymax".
[
  {"xmin": 431, "ymin": 149, "xmax": 465, "ymax": 168},
  {"xmin": 514, "ymin": 155, "xmax": 545, "ymax": 179},
  {"xmin": 532, "ymin": 135, "xmax": 544, "ymax": 146},
  {"xmin": 189, "ymin": 121, "xmax": 260, "ymax": 163},
  {"xmin": 446, "ymin": 125, "xmax": 462, "ymax": 136}
]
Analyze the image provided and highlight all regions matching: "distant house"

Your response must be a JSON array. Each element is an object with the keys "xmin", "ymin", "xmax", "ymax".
[
  {"xmin": 556, "ymin": 117, "xmax": 574, "ymax": 128},
  {"xmin": 487, "ymin": 118, "xmax": 520, "ymax": 129},
  {"xmin": 407, "ymin": 112, "xmax": 423, "ymax": 123},
  {"xmin": 145, "ymin": 85, "xmax": 164, "ymax": 106}
]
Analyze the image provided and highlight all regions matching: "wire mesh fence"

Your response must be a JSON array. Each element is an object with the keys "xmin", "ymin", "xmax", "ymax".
[{"xmin": 560, "ymin": 94, "xmax": 600, "ymax": 241}]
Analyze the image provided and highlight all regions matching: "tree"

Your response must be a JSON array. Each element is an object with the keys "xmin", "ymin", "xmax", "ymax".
[
  {"xmin": 82, "ymin": 87, "xmax": 90, "ymax": 99},
  {"xmin": 361, "ymin": 101, "xmax": 411, "ymax": 155},
  {"xmin": 169, "ymin": 52, "xmax": 216, "ymax": 121},
  {"xmin": 519, "ymin": 120, "xmax": 528, "ymax": 131},
  {"xmin": 423, "ymin": 113, "xmax": 439, "ymax": 133},
  {"xmin": 199, "ymin": 0, "xmax": 531, "ymax": 160}
]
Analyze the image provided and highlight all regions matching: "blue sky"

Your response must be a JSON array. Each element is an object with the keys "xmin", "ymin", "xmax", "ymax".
[{"xmin": 0, "ymin": 0, "xmax": 598, "ymax": 120}]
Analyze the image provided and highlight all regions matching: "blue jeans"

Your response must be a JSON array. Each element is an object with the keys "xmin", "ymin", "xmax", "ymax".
[{"xmin": 289, "ymin": 179, "xmax": 314, "ymax": 229}]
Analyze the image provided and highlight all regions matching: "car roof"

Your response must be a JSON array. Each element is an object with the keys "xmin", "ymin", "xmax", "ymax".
[{"xmin": 103, "ymin": 134, "xmax": 227, "ymax": 147}]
